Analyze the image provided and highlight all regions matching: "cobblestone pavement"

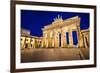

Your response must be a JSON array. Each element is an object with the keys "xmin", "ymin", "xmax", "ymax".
[{"xmin": 21, "ymin": 48, "xmax": 85, "ymax": 63}]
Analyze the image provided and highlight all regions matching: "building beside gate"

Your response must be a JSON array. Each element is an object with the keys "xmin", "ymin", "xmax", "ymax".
[{"xmin": 21, "ymin": 29, "xmax": 42, "ymax": 50}]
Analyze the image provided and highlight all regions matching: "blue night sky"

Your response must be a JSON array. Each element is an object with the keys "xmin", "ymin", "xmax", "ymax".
[{"xmin": 21, "ymin": 10, "xmax": 90, "ymax": 37}]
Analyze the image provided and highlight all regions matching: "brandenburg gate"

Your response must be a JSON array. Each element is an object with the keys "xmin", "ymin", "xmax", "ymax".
[{"xmin": 41, "ymin": 16, "xmax": 86, "ymax": 48}]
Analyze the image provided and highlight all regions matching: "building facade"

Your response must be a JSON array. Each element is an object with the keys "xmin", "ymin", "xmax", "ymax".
[
  {"xmin": 41, "ymin": 16, "xmax": 89, "ymax": 49},
  {"xmin": 21, "ymin": 16, "xmax": 89, "ymax": 50},
  {"xmin": 21, "ymin": 29, "xmax": 42, "ymax": 50}
]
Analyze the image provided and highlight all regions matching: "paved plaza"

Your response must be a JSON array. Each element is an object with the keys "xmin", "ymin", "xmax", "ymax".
[{"xmin": 21, "ymin": 48, "xmax": 86, "ymax": 63}]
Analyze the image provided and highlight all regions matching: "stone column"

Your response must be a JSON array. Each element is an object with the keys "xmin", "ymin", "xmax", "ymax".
[
  {"xmin": 69, "ymin": 30, "xmax": 73, "ymax": 48},
  {"xmin": 21, "ymin": 37, "xmax": 25, "ymax": 49},
  {"xmin": 84, "ymin": 36, "xmax": 87, "ymax": 48},
  {"xmin": 54, "ymin": 31, "xmax": 58, "ymax": 48},
  {"xmin": 77, "ymin": 26, "xmax": 83, "ymax": 48},
  {"xmin": 83, "ymin": 34, "xmax": 89, "ymax": 48},
  {"xmin": 76, "ymin": 18, "xmax": 84, "ymax": 48},
  {"xmin": 49, "ymin": 31, "xmax": 52, "ymax": 48},
  {"xmin": 52, "ymin": 31, "xmax": 54, "ymax": 47},
  {"xmin": 61, "ymin": 30, "xmax": 66, "ymax": 48},
  {"xmin": 44, "ymin": 33, "xmax": 47, "ymax": 48},
  {"xmin": 54, "ymin": 30, "xmax": 57, "ymax": 48},
  {"xmin": 61, "ymin": 31, "xmax": 63, "ymax": 47},
  {"xmin": 45, "ymin": 33, "xmax": 48, "ymax": 48},
  {"xmin": 52, "ymin": 39, "xmax": 54, "ymax": 47},
  {"xmin": 41, "ymin": 38, "xmax": 44, "ymax": 48}
]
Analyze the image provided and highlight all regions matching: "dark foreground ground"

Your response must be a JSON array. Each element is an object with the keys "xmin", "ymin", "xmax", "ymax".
[{"xmin": 21, "ymin": 48, "xmax": 88, "ymax": 63}]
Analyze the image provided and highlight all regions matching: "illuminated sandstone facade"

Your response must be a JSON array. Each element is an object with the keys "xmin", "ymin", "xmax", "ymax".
[
  {"xmin": 21, "ymin": 29, "xmax": 42, "ymax": 49},
  {"xmin": 41, "ymin": 16, "xmax": 89, "ymax": 48},
  {"xmin": 21, "ymin": 16, "xmax": 89, "ymax": 49}
]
